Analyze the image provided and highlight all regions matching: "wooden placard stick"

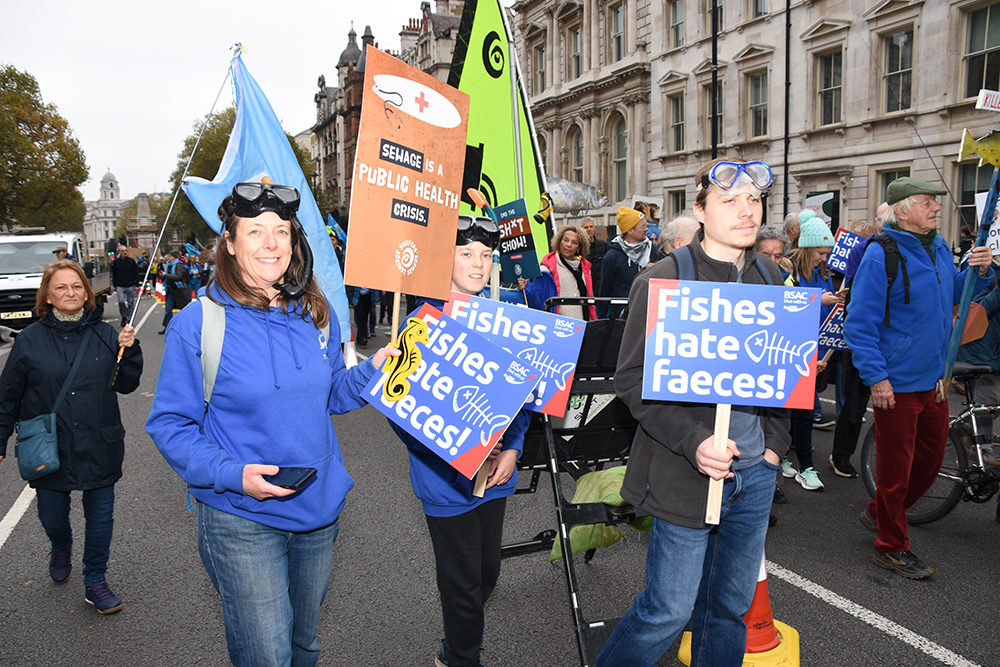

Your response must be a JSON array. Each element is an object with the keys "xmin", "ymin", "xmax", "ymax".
[
  {"xmin": 820, "ymin": 348, "xmax": 834, "ymax": 365},
  {"xmin": 390, "ymin": 291, "xmax": 402, "ymax": 346},
  {"xmin": 704, "ymin": 404, "xmax": 732, "ymax": 525}
]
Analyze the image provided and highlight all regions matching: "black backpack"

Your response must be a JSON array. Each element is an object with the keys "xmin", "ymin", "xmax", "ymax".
[{"xmin": 844, "ymin": 234, "xmax": 909, "ymax": 328}]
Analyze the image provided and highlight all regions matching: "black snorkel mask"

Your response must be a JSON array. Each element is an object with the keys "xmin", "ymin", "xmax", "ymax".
[
  {"xmin": 456, "ymin": 215, "xmax": 501, "ymax": 249},
  {"xmin": 228, "ymin": 182, "xmax": 313, "ymax": 300}
]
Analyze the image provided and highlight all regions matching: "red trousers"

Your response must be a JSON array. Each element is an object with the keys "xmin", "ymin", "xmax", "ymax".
[{"xmin": 867, "ymin": 389, "xmax": 949, "ymax": 552}]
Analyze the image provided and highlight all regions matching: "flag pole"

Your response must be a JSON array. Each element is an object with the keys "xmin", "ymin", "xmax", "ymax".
[{"xmin": 107, "ymin": 54, "xmax": 235, "ymax": 389}]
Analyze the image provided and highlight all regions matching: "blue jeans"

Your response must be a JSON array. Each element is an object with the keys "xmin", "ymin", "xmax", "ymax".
[
  {"xmin": 36, "ymin": 485, "xmax": 115, "ymax": 586},
  {"xmin": 596, "ymin": 460, "xmax": 776, "ymax": 667},
  {"xmin": 197, "ymin": 502, "xmax": 340, "ymax": 667},
  {"xmin": 162, "ymin": 289, "xmax": 175, "ymax": 327}
]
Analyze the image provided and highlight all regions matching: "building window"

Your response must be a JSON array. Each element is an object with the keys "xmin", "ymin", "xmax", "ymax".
[
  {"xmin": 669, "ymin": 94, "xmax": 685, "ymax": 153},
  {"xmin": 571, "ymin": 129, "xmax": 584, "ymax": 182},
  {"xmin": 569, "ymin": 26, "xmax": 582, "ymax": 79},
  {"xmin": 880, "ymin": 169, "xmax": 910, "ymax": 204},
  {"xmin": 534, "ymin": 44, "xmax": 546, "ymax": 93},
  {"xmin": 538, "ymin": 135, "xmax": 548, "ymax": 172},
  {"xmin": 669, "ymin": 190, "xmax": 687, "ymax": 215},
  {"xmin": 817, "ymin": 50, "xmax": 842, "ymax": 126},
  {"xmin": 748, "ymin": 71, "xmax": 768, "ymax": 138},
  {"xmin": 613, "ymin": 116, "xmax": 627, "ymax": 202},
  {"xmin": 751, "ymin": 0, "xmax": 767, "ymax": 19},
  {"xmin": 884, "ymin": 29, "xmax": 913, "ymax": 113},
  {"xmin": 964, "ymin": 2, "xmax": 1000, "ymax": 98},
  {"xmin": 959, "ymin": 163, "xmax": 992, "ymax": 234},
  {"xmin": 704, "ymin": 83, "xmax": 724, "ymax": 144},
  {"xmin": 705, "ymin": 0, "xmax": 723, "ymax": 33},
  {"xmin": 610, "ymin": 3, "xmax": 624, "ymax": 63},
  {"xmin": 669, "ymin": 1, "xmax": 685, "ymax": 48}
]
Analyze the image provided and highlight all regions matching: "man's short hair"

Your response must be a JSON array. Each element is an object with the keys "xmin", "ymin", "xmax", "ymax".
[
  {"xmin": 782, "ymin": 214, "xmax": 799, "ymax": 233},
  {"xmin": 659, "ymin": 212, "xmax": 699, "ymax": 252},
  {"xmin": 755, "ymin": 225, "xmax": 788, "ymax": 251}
]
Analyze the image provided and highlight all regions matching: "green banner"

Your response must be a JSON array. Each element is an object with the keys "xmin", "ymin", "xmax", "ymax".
[{"xmin": 449, "ymin": 0, "xmax": 550, "ymax": 265}]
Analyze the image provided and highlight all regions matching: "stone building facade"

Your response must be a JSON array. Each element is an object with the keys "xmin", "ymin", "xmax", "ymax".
[
  {"xmin": 83, "ymin": 170, "xmax": 127, "ymax": 256},
  {"xmin": 512, "ymin": 0, "xmax": 1000, "ymax": 243}
]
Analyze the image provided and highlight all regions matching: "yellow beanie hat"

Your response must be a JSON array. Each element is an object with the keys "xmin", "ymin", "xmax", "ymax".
[{"xmin": 617, "ymin": 207, "xmax": 644, "ymax": 234}]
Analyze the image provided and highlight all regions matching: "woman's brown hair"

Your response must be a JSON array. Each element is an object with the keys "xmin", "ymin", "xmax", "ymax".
[
  {"xmin": 787, "ymin": 246, "xmax": 831, "ymax": 282},
  {"xmin": 35, "ymin": 260, "xmax": 96, "ymax": 316},
  {"xmin": 550, "ymin": 225, "xmax": 590, "ymax": 259},
  {"xmin": 212, "ymin": 195, "xmax": 330, "ymax": 329}
]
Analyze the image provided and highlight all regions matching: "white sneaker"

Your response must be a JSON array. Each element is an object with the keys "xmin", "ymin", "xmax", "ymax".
[
  {"xmin": 780, "ymin": 458, "xmax": 797, "ymax": 478},
  {"xmin": 795, "ymin": 467, "xmax": 825, "ymax": 491}
]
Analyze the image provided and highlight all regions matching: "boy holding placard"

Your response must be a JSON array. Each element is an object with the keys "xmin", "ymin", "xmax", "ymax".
[
  {"xmin": 388, "ymin": 218, "xmax": 530, "ymax": 667},
  {"xmin": 597, "ymin": 159, "xmax": 792, "ymax": 667}
]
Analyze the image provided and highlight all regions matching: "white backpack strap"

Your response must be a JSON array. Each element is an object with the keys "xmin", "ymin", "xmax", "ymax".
[{"xmin": 199, "ymin": 296, "xmax": 226, "ymax": 404}]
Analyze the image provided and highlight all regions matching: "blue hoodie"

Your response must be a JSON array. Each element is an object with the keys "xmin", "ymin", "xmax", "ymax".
[
  {"xmin": 844, "ymin": 226, "xmax": 991, "ymax": 393},
  {"xmin": 146, "ymin": 283, "xmax": 377, "ymax": 531},
  {"xmin": 390, "ymin": 296, "xmax": 531, "ymax": 517}
]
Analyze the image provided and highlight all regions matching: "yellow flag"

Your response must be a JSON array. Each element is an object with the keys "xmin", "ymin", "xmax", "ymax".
[{"xmin": 449, "ymin": 0, "xmax": 550, "ymax": 263}]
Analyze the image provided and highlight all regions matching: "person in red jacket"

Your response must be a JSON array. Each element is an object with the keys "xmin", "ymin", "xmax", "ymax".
[{"xmin": 517, "ymin": 225, "xmax": 596, "ymax": 320}]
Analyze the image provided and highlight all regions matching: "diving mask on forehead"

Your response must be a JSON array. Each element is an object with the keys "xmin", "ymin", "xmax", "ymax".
[
  {"xmin": 700, "ymin": 161, "xmax": 774, "ymax": 191},
  {"xmin": 228, "ymin": 182, "xmax": 301, "ymax": 220},
  {"xmin": 456, "ymin": 215, "xmax": 501, "ymax": 249}
]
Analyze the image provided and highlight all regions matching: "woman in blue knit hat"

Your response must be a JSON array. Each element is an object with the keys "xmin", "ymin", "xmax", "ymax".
[{"xmin": 780, "ymin": 212, "xmax": 845, "ymax": 492}]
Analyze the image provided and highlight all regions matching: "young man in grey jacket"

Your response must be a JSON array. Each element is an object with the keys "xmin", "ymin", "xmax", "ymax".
[{"xmin": 597, "ymin": 159, "xmax": 792, "ymax": 667}]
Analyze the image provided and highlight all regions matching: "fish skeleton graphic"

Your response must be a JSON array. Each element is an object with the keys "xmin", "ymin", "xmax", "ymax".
[
  {"xmin": 744, "ymin": 330, "xmax": 817, "ymax": 377},
  {"xmin": 382, "ymin": 317, "xmax": 430, "ymax": 402},
  {"xmin": 453, "ymin": 385, "xmax": 511, "ymax": 445},
  {"xmin": 516, "ymin": 347, "xmax": 575, "ymax": 391}
]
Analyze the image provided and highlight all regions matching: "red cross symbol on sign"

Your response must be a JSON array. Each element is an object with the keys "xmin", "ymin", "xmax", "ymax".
[{"xmin": 415, "ymin": 91, "xmax": 429, "ymax": 113}]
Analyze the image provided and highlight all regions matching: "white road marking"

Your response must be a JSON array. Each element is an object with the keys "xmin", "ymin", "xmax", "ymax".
[
  {"xmin": 767, "ymin": 561, "xmax": 981, "ymax": 667},
  {"xmin": 0, "ymin": 485, "xmax": 35, "ymax": 550}
]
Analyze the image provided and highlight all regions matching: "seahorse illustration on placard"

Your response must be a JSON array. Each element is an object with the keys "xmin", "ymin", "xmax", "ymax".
[{"xmin": 382, "ymin": 317, "xmax": 430, "ymax": 402}]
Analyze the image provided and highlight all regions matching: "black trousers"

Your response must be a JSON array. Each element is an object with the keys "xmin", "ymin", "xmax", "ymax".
[
  {"xmin": 425, "ymin": 498, "xmax": 506, "ymax": 667},
  {"xmin": 354, "ymin": 292, "xmax": 372, "ymax": 342}
]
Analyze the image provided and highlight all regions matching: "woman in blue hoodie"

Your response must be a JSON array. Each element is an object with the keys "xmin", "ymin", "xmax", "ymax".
[
  {"xmin": 146, "ymin": 182, "xmax": 395, "ymax": 667},
  {"xmin": 390, "ymin": 216, "xmax": 530, "ymax": 667}
]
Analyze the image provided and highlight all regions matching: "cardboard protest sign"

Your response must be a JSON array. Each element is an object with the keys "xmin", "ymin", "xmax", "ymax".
[
  {"xmin": 641, "ymin": 280, "xmax": 823, "ymax": 409},
  {"xmin": 345, "ymin": 47, "xmax": 469, "ymax": 300},
  {"xmin": 495, "ymin": 198, "xmax": 540, "ymax": 281},
  {"xmin": 818, "ymin": 304, "xmax": 848, "ymax": 352},
  {"xmin": 444, "ymin": 293, "xmax": 586, "ymax": 416},
  {"xmin": 365, "ymin": 303, "xmax": 540, "ymax": 479}
]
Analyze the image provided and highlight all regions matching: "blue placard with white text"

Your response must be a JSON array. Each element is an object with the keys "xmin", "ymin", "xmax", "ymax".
[
  {"xmin": 495, "ymin": 198, "xmax": 541, "ymax": 281},
  {"xmin": 642, "ymin": 280, "xmax": 823, "ymax": 409},
  {"xmin": 444, "ymin": 292, "xmax": 587, "ymax": 416},
  {"xmin": 364, "ymin": 303, "xmax": 540, "ymax": 479},
  {"xmin": 828, "ymin": 227, "xmax": 865, "ymax": 275},
  {"xmin": 818, "ymin": 303, "xmax": 848, "ymax": 352}
]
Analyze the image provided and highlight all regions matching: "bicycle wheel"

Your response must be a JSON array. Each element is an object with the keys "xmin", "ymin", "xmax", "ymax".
[{"xmin": 857, "ymin": 421, "xmax": 968, "ymax": 524}]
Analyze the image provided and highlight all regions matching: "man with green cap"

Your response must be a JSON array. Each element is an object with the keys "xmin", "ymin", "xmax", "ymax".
[{"xmin": 845, "ymin": 176, "xmax": 994, "ymax": 579}]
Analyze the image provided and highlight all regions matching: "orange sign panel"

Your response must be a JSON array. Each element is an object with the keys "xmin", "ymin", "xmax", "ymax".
[{"xmin": 345, "ymin": 47, "xmax": 470, "ymax": 300}]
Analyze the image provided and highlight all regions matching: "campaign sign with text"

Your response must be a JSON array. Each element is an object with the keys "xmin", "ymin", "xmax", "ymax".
[
  {"xmin": 444, "ymin": 293, "xmax": 586, "ymax": 417},
  {"xmin": 364, "ymin": 303, "xmax": 540, "ymax": 479},
  {"xmin": 642, "ymin": 280, "xmax": 822, "ymax": 409},
  {"xmin": 828, "ymin": 227, "xmax": 865, "ymax": 274},
  {"xmin": 345, "ymin": 47, "xmax": 469, "ymax": 300},
  {"xmin": 818, "ymin": 303, "xmax": 848, "ymax": 352},
  {"xmin": 496, "ymin": 198, "xmax": 541, "ymax": 281}
]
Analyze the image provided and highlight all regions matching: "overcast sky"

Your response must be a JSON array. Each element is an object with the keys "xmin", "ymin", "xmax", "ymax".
[{"xmin": 1, "ymin": 0, "xmax": 507, "ymax": 202}]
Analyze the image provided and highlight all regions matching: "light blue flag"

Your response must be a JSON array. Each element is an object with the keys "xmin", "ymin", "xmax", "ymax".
[
  {"xmin": 182, "ymin": 49, "xmax": 351, "ymax": 343},
  {"xmin": 326, "ymin": 214, "xmax": 347, "ymax": 245}
]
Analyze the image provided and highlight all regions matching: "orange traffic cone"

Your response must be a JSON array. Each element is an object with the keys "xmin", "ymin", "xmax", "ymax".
[{"xmin": 678, "ymin": 551, "xmax": 799, "ymax": 666}]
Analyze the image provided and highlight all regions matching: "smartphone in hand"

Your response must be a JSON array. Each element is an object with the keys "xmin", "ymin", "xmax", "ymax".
[{"xmin": 263, "ymin": 467, "xmax": 317, "ymax": 490}]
